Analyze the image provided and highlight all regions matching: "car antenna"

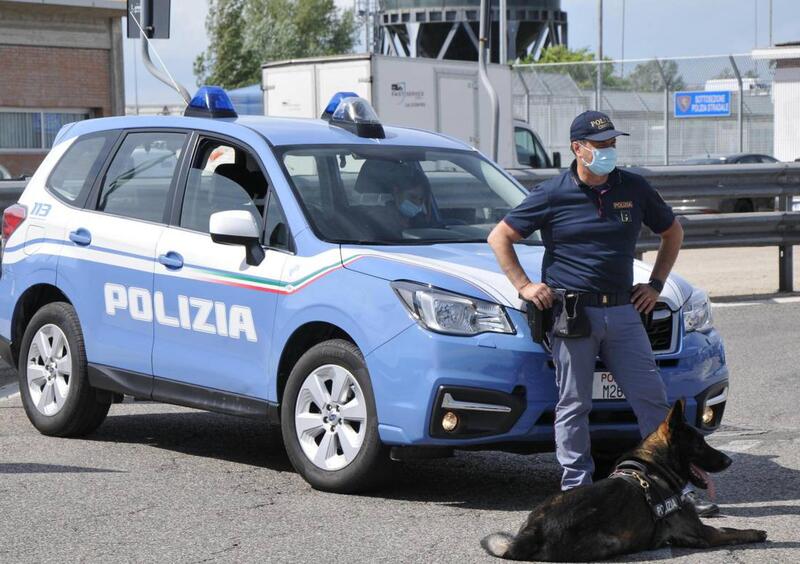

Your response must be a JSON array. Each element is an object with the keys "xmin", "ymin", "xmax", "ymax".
[{"xmin": 128, "ymin": 2, "xmax": 191, "ymax": 105}]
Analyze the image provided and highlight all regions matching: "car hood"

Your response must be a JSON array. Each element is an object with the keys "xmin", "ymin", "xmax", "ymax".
[{"xmin": 341, "ymin": 243, "xmax": 693, "ymax": 311}]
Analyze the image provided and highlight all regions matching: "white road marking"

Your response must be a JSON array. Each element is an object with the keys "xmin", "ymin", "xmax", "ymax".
[
  {"xmin": 711, "ymin": 301, "xmax": 761, "ymax": 308},
  {"xmin": 712, "ymin": 296, "xmax": 800, "ymax": 308}
]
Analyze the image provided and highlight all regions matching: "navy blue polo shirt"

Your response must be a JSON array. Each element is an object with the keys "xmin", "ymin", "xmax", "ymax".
[{"xmin": 503, "ymin": 161, "xmax": 675, "ymax": 293}]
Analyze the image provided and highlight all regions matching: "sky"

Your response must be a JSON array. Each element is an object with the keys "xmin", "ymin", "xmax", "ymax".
[{"xmin": 123, "ymin": 0, "xmax": 800, "ymax": 107}]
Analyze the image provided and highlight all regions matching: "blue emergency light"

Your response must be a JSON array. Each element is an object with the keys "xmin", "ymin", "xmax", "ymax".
[
  {"xmin": 184, "ymin": 86, "xmax": 238, "ymax": 119},
  {"xmin": 322, "ymin": 91, "xmax": 359, "ymax": 119},
  {"xmin": 321, "ymin": 91, "xmax": 385, "ymax": 139}
]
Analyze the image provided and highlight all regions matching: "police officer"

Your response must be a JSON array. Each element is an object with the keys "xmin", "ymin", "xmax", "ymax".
[{"xmin": 487, "ymin": 110, "xmax": 718, "ymax": 517}]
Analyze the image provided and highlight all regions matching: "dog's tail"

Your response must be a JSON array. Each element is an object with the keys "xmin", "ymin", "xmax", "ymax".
[{"xmin": 480, "ymin": 532, "xmax": 516, "ymax": 559}]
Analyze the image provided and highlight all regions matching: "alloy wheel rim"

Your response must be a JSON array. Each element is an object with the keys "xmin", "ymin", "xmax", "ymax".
[
  {"xmin": 295, "ymin": 363, "xmax": 367, "ymax": 471},
  {"xmin": 27, "ymin": 324, "xmax": 71, "ymax": 416}
]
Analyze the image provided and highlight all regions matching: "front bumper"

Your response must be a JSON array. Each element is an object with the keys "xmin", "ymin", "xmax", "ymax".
[{"xmin": 366, "ymin": 309, "xmax": 729, "ymax": 449}]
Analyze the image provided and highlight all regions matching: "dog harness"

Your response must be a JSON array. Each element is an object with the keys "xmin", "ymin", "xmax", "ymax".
[{"xmin": 609, "ymin": 459, "xmax": 684, "ymax": 520}]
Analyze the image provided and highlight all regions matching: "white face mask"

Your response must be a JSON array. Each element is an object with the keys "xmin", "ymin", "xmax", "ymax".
[
  {"xmin": 579, "ymin": 143, "xmax": 618, "ymax": 175},
  {"xmin": 399, "ymin": 199, "xmax": 424, "ymax": 218}
]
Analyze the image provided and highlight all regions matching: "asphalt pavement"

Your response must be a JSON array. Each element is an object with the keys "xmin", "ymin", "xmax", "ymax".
[{"xmin": 1, "ymin": 302, "xmax": 799, "ymax": 563}]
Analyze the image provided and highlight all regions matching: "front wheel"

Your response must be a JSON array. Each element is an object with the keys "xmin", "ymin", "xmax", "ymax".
[
  {"xmin": 18, "ymin": 302, "xmax": 110, "ymax": 437},
  {"xmin": 281, "ymin": 339, "xmax": 390, "ymax": 493}
]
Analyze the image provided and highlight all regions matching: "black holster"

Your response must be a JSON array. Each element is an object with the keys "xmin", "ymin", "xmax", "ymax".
[{"xmin": 523, "ymin": 297, "xmax": 552, "ymax": 344}]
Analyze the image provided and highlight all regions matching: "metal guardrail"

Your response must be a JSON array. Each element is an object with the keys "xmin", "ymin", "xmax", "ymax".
[
  {"xmin": 509, "ymin": 163, "xmax": 800, "ymax": 199},
  {"xmin": 2, "ymin": 165, "xmax": 799, "ymax": 291},
  {"xmin": 637, "ymin": 212, "xmax": 800, "ymax": 251},
  {"xmin": 637, "ymin": 213, "xmax": 799, "ymax": 293},
  {"xmin": 510, "ymin": 163, "xmax": 800, "ymax": 292}
]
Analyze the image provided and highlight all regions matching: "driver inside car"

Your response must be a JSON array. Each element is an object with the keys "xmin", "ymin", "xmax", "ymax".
[{"xmin": 387, "ymin": 173, "xmax": 441, "ymax": 229}]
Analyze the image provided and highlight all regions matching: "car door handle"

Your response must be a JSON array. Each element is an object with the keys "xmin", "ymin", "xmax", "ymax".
[
  {"xmin": 68, "ymin": 228, "xmax": 92, "ymax": 246},
  {"xmin": 158, "ymin": 251, "xmax": 184, "ymax": 270}
]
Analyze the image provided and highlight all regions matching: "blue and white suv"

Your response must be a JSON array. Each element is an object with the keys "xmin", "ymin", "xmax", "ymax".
[{"xmin": 0, "ymin": 88, "xmax": 728, "ymax": 492}]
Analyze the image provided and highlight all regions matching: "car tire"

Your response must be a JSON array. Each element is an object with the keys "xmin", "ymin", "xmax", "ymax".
[
  {"xmin": 18, "ymin": 302, "xmax": 110, "ymax": 437},
  {"xmin": 281, "ymin": 339, "xmax": 390, "ymax": 493}
]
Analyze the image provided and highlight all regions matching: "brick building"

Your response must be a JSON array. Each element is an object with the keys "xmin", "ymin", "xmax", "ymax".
[{"xmin": 0, "ymin": 0, "xmax": 125, "ymax": 178}]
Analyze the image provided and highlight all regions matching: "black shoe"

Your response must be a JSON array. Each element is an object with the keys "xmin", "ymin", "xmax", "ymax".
[{"xmin": 683, "ymin": 490, "xmax": 720, "ymax": 517}]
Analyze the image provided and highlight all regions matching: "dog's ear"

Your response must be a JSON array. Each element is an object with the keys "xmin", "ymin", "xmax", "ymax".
[{"xmin": 667, "ymin": 398, "xmax": 686, "ymax": 431}]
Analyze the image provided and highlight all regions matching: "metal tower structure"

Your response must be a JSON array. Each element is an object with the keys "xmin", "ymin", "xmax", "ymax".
[{"xmin": 377, "ymin": 0, "xmax": 567, "ymax": 62}]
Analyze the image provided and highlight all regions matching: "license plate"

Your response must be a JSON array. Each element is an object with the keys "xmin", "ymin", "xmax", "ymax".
[{"xmin": 592, "ymin": 371, "xmax": 626, "ymax": 400}]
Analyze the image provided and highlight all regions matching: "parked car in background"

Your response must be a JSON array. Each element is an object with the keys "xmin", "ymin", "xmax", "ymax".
[
  {"xmin": 683, "ymin": 153, "xmax": 779, "ymax": 166},
  {"xmin": 672, "ymin": 153, "xmax": 781, "ymax": 213}
]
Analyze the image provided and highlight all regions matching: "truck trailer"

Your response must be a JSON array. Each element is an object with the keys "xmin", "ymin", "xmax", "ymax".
[{"xmin": 260, "ymin": 54, "xmax": 560, "ymax": 171}]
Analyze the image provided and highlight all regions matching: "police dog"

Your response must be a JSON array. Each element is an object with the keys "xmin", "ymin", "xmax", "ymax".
[{"xmin": 481, "ymin": 400, "xmax": 767, "ymax": 561}]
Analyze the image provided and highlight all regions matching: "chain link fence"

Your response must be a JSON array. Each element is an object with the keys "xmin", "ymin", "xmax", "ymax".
[{"xmin": 512, "ymin": 54, "xmax": 793, "ymax": 167}]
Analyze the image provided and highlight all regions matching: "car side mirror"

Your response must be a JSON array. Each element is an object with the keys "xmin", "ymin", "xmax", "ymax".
[
  {"xmin": 552, "ymin": 152, "xmax": 562, "ymax": 168},
  {"xmin": 209, "ymin": 210, "xmax": 265, "ymax": 266}
]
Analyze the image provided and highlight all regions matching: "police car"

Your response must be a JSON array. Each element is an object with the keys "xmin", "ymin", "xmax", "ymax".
[{"xmin": 0, "ymin": 88, "xmax": 728, "ymax": 492}]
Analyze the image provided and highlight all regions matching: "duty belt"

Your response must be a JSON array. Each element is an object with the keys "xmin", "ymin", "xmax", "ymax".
[
  {"xmin": 609, "ymin": 459, "xmax": 683, "ymax": 520},
  {"xmin": 557, "ymin": 290, "xmax": 632, "ymax": 307}
]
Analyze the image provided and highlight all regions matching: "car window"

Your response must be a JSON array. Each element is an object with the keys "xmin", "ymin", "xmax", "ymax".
[
  {"xmin": 180, "ymin": 138, "xmax": 268, "ymax": 233},
  {"xmin": 47, "ymin": 132, "xmax": 117, "ymax": 204},
  {"xmin": 280, "ymin": 145, "xmax": 534, "ymax": 245},
  {"xmin": 97, "ymin": 131, "xmax": 186, "ymax": 222},
  {"xmin": 514, "ymin": 127, "xmax": 548, "ymax": 168},
  {"xmin": 283, "ymin": 154, "xmax": 322, "ymax": 208}
]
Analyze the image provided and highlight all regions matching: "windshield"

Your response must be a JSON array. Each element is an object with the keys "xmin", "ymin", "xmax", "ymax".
[{"xmin": 278, "ymin": 145, "xmax": 539, "ymax": 245}]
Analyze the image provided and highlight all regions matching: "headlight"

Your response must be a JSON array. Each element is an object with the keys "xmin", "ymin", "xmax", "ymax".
[
  {"xmin": 683, "ymin": 289, "xmax": 713, "ymax": 333},
  {"xmin": 391, "ymin": 280, "xmax": 515, "ymax": 336}
]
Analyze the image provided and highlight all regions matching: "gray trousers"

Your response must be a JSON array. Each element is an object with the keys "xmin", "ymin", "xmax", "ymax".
[{"xmin": 552, "ymin": 303, "xmax": 670, "ymax": 490}]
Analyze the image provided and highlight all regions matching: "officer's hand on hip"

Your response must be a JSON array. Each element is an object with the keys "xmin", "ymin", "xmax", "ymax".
[
  {"xmin": 520, "ymin": 282, "xmax": 555, "ymax": 311},
  {"xmin": 631, "ymin": 283, "xmax": 659, "ymax": 314}
]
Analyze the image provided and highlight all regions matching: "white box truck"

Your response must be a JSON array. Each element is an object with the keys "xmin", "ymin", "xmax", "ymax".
[{"xmin": 261, "ymin": 54, "xmax": 560, "ymax": 171}]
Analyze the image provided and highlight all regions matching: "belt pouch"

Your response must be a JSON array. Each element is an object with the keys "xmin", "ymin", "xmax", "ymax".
[{"xmin": 552, "ymin": 291, "xmax": 591, "ymax": 338}]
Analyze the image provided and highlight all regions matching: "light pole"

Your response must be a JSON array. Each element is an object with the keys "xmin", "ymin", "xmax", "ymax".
[{"xmin": 596, "ymin": 0, "xmax": 603, "ymax": 110}]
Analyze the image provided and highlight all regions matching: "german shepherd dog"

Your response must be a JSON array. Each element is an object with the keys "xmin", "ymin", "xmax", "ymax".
[{"xmin": 481, "ymin": 400, "xmax": 767, "ymax": 561}]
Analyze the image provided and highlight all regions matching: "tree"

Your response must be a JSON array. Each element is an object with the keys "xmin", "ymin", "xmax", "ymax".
[
  {"xmin": 628, "ymin": 60, "xmax": 685, "ymax": 92},
  {"xmin": 520, "ymin": 45, "xmax": 629, "ymax": 89},
  {"xmin": 194, "ymin": 0, "xmax": 358, "ymax": 90},
  {"xmin": 194, "ymin": 0, "xmax": 258, "ymax": 90},
  {"xmin": 714, "ymin": 67, "xmax": 735, "ymax": 80},
  {"xmin": 243, "ymin": 0, "xmax": 357, "ymax": 64}
]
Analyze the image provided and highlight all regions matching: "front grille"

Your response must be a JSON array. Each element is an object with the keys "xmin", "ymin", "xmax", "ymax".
[{"xmin": 646, "ymin": 303, "xmax": 674, "ymax": 352}]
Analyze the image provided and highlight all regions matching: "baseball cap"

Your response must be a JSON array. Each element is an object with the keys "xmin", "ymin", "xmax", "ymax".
[{"xmin": 570, "ymin": 110, "xmax": 629, "ymax": 141}]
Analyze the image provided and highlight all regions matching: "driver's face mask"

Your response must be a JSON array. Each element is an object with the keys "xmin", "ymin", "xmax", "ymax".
[{"xmin": 399, "ymin": 199, "xmax": 424, "ymax": 218}]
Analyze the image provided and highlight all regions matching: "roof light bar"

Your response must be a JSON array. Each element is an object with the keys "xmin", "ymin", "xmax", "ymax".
[
  {"xmin": 184, "ymin": 86, "xmax": 238, "ymax": 119},
  {"xmin": 321, "ymin": 92, "xmax": 385, "ymax": 139}
]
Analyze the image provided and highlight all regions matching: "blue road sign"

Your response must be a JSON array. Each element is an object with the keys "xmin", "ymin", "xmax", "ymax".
[{"xmin": 674, "ymin": 91, "xmax": 731, "ymax": 118}]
